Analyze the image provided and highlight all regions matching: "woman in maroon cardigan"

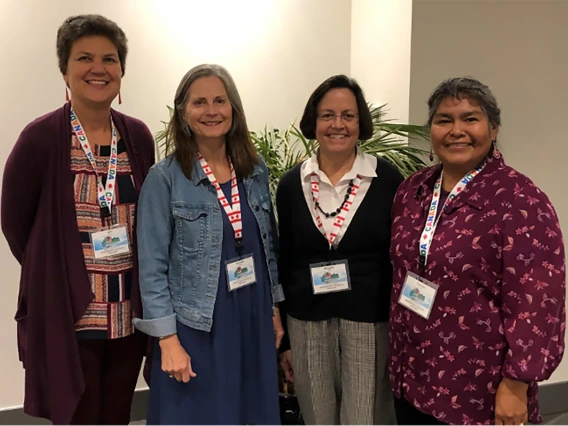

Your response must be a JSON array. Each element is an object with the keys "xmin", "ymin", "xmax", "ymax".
[{"xmin": 1, "ymin": 15, "xmax": 154, "ymax": 425}]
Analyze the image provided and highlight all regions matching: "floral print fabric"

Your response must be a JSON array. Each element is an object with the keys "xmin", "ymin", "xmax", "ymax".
[{"xmin": 389, "ymin": 153, "xmax": 566, "ymax": 425}]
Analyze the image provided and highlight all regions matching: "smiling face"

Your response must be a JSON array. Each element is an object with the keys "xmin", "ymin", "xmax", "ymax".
[
  {"xmin": 64, "ymin": 35, "xmax": 121, "ymax": 108},
  {"xmin": 315, "ymin": 88, "xmax": 359, "ymax": 156},
  {"xmin": 183, "ymin": 76, "xmax": 233, "ymax": 144},
  {"xmin": 430, "ymin": 96, "xmax": 498, "ymax": 173}
]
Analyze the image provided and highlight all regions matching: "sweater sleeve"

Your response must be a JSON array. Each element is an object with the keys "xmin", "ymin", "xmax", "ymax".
[
  {"xmin": 501, "ymin": 186, "xmax": 566, "ymax": 382},
  {"xmin": 1, "ymin": 128, "xmax": 45, "ymax": 263}
]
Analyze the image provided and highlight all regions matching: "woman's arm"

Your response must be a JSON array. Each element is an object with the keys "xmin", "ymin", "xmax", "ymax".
[
  {"xmin": 133, "ymin": 167, "xmax": 177, "ymax": 337},
  {"xmin": 276, "ymin": 174, "xmax": 294, "ymax": 353},
  {"xmin": 260, "ymin": 158, "xmax": 284, "ymax": 304},
  {"xmin": 500, "ymin": 191, "xmax": 566, "ymax": 382},
  {"xmin": 1, "ymin": 129, "xmax": 44, "ymax": 263}
]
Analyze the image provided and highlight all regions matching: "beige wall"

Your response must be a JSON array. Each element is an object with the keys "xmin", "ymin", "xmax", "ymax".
[
  {"xmin": 410, "ymin": 0, "xmax": 568, "ymax": 384},
  {"xmin": 351, "ymin": 0, "xmax": 413, "ymax": 123},
  {"xmin": 0, "ymin": 0, "xmax": 352, "ymax": 410}
]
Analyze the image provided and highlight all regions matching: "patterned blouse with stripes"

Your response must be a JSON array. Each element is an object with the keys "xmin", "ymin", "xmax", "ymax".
[{"xmin": 70, "ymin": 131, "xmax": 136, "ymax": 339}]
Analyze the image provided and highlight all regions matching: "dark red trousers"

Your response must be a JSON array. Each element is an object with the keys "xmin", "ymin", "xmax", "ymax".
[{"xmin": 70, "ymin": 332, "xmax": 145, "ymax": 425}]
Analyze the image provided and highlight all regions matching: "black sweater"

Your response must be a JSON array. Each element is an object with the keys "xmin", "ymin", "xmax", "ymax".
[{"xmin": 276, "ymin": 157, "xmax": 403, "ymax": 335}]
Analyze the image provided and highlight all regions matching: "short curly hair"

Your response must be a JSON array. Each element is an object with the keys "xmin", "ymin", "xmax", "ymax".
[{"xmin": 56, "ymin": 14, "xmax": 128, "ymax": 76}]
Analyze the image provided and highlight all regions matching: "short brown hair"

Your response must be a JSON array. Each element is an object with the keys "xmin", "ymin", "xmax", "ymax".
[
  {"xmin": 165, "ymin": 64, "xmax": 259, "ymax": 180},
  {"xmin": 300, "ymin": 75, "xmax": 374, "ymax": 140},
  {"xmin": 56, "ymin": 14, "xmax": 128, "ymax": 76}
]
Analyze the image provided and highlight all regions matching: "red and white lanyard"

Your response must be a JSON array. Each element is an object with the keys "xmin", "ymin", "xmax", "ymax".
[
  {"xmin": 418, "ymin": 162, "xmax": 486, "ymax": 267},
  {"xmin": 198, "ymin": 154, "xmax": 243, "ymax": 246},
  {"xmin": 310, "ymin": 173, "xmax": 362, "ymax": 247},
  {"xmin": 70, "ymin": 108, "xmax": 118, "ymax": 217}
]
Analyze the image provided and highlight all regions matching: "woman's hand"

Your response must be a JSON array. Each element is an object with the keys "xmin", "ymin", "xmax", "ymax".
[
  {"xmin": 495, "ymin": 377, "xmax": 528, "ymax": 425},
  {"xmin": 159, "ymin": 334, "xmax": 197, "ymax": 383},
  {"xmin": 280, "ymin": 350, "xmax": 295, "ymax": 383},
  {"xmin": 273, "ymin": 306, "xmax": 285, "ymax": 349}
]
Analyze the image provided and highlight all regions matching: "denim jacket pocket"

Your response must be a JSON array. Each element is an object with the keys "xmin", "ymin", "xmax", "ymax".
[{"xmin": 172, "ymin": 203, "xmax": 209, "ymax": 253}]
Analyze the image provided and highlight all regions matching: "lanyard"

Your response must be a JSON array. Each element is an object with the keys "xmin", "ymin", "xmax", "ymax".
[
  {"xmin": 310, "ymin": 173, "xmax": 362, "ymax": 247},
  {"xmin": 70, "ymin": 108, "xmax": 118, "ymax": 218},
  {"xmin": 198, "ymin": 154, "xmax": 243, "ymax": 248},
  {"xmin": 419, "ymin": 162, "xmax": 486, "ymax": 267}
]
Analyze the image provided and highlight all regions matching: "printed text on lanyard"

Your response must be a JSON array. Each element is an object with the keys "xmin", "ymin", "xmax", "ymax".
[
  {"xmin": 419, "ymin": 163, "xmax": 486, "ymax": 268},
  {"xmin": 70, "ymin": 108, "xmax": 118, "ymax": 218}
]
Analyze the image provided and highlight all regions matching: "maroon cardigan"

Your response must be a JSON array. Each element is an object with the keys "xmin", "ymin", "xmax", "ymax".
[{"xmin": 1, "ymin": 102, "xmax": 155, "ymax": 424}]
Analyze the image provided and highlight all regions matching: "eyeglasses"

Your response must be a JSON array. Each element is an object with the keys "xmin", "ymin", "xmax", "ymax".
[{"xmin": 317, "ymin": 112, "xmax": 359, "ymax": 123}]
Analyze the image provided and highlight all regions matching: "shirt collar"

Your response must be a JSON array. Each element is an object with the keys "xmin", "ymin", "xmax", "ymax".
[
  {"xmin": 415, "ymin": 151, "xmax": 506, "ymax": 211},
  {"xmin": 301, "ymin": 148, "xmax": 377, "ymax": 183}
]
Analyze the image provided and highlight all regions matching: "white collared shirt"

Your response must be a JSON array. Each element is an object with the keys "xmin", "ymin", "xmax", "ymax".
[{"xmin": 300, "ymin": 149, "xmax": 377, "ymax": 248}]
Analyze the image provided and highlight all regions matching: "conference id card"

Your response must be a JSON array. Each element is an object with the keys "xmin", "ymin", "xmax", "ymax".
[
  {"xmin": 226, "ymin": 254, "xmax": 256, "ymax": 291},
  {"xmin": 398, "ymin": 271, "xmax": 438, "ymax": 319},
  {"xmin": 90, "ymin": 224, "xmax": 131, "ymax": 259},
  {"xmin": 310, "ymin": 260, "xmax": 351, "ymax": 295}
]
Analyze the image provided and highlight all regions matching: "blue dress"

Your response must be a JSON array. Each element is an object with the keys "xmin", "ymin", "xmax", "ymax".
[{"xmin": 147, "ymin": 180, "xmax": 280, "ymax": 425}]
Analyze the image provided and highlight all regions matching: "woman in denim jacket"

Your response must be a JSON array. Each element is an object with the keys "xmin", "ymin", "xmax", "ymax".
[{"xmin": 134, "ymin": 64, "xmax": 285, "ymax": 425}]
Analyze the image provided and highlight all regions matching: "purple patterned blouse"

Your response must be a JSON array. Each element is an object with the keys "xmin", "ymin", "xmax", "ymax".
[{"xmin": 389, "ymin": 152, "xmax": 566, "ymax": 425}]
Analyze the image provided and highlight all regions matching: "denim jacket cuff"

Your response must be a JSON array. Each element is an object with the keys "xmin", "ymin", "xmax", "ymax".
[
  {"xmin": 132, "ymin": 314, "xmax": 177, "ymax": 337},
  {"xmin": 272, "ymin": 283, "xmax": 285, "ymax": 303}
]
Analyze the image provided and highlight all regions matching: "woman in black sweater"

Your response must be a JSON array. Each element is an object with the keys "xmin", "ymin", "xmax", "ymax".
[{"xmin": 277, "ymin": 75, "xmax": 403, "ymax": 425}]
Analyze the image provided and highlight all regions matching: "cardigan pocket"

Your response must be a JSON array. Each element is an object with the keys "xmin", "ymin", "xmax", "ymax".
[{"xmin": 15, "ymin": 312, "xmax": 27, "ymax": 365}]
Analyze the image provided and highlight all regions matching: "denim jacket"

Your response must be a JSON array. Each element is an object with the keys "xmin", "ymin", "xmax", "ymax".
[{"xmin": 133, "ymin": 155, "xmax": 283, "ymax": 337}]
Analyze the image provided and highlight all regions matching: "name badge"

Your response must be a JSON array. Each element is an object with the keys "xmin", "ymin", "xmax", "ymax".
[
  {"xmin": 226, "ymin": 254, "xmax": 256, "ymax": 291},
  {"xmin": 398, "ymin": 271, "xmax": 439, "ymax": 319},
  {"xmin": 310, "ymin": 260, "xmax": 351, "ymax": 295},
  {"xmin": 90, "ymin": 224, "xmax": 131, "ymax": 259}
]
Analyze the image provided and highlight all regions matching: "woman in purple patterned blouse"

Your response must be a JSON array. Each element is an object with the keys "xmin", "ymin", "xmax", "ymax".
[{"xmin": 389, "ymin": 77, "xmax": 566, "ymax": 425}]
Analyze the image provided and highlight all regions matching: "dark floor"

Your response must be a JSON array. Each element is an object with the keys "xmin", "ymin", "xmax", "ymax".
[
  {"xmin": 130, "ymin": 413, "xmax": 568, "ymax": 426},
  {"xmin": 541, "ymin": 411, "xmax": 568, "ymax": 425}
]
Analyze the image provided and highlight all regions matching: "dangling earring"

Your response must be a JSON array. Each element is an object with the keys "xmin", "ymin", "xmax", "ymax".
[
  {"xmin": 65, "ymin": 87, "xmax": 70, "ymax": 102},
  {"xmin": 429, "ymin": 149, "xmax": 434, "ymax": 162},
  {"xmin": 491, "ymin": 140, "xmax": 500, "ymax": 158},
  {"xmin": 118, "ymin": 91, "xmax": 122, "ymax": 105}
]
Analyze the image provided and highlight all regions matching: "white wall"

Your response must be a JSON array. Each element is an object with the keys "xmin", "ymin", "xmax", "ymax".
[
  {"xmin": 409, "ymin": 0, "xmax": 568, "ymax": 385},
  {"xmin": 351, "ymin": 0, "xmax": 413, "ymax": 123},
  {"xmin": 0, "ymin": 0, "xmax": 352, "ymax": 410}
]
